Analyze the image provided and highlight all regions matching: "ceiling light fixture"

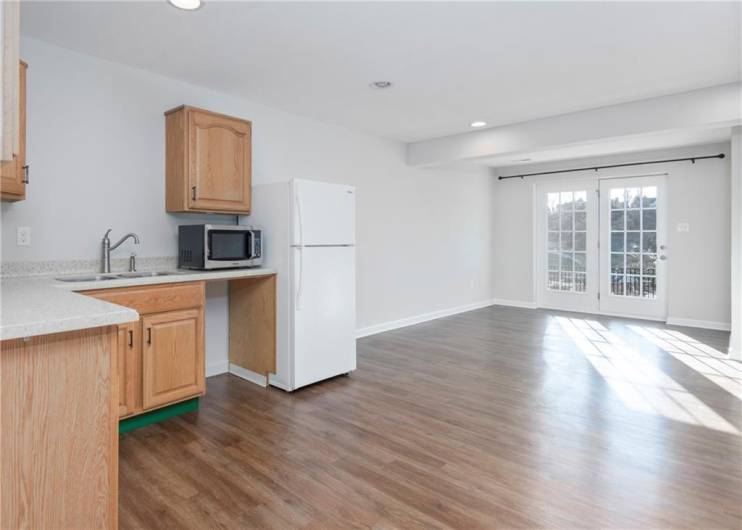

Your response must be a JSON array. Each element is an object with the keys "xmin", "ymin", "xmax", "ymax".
[
  {"xmin": 168, "ymin": 0, "xmax": 202, "ymax": 10},
  {"xmin": 470, "ymin": 121, "xmax": 487, "ymax": 128},
  {"xmin": 369, "ymin": 81, "xmax": 392, "ymax": 89}
]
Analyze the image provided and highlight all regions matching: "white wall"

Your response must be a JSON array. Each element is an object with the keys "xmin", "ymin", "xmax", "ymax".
[
  {"xmin": 492, "ymin": 143, "xmax": 732, "ymax": 327},
  {"xmin": 0, "ymin": 38, "xmax": 495, "ymax": 372}
]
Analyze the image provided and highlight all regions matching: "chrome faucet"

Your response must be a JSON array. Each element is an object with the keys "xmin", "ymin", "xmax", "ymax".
[{"xmin": 102, "ymin": 229, "xmax": 140, "ymax": 273}]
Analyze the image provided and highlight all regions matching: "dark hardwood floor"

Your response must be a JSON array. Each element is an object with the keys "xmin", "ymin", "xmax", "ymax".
[{"xmin": 119, "ymin": 306, "xmax": 742, "ymax": 529}]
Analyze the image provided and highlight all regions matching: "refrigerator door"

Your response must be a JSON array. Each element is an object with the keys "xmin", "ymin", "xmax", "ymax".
[
  {"xmin": 292, "ymin": 245, "xmax": 356, "ymax": 389},
  {"xmin": 292, "ymin": 179, "xmax": 355, "ymax": 246}
]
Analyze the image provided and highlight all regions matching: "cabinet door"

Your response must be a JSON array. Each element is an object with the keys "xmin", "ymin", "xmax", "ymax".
[
  {"xmin": 116, "ymin": 321, "xmax": 142, "ymax": 418},
  {"xmin": 188, "ymin": 108, "xmax": 251, "ymax": 213},
  {"xmin": 142, "ymin": 309, "xmax": 204, "ymax": 410},
  {"xmin": 1, "ymin": 61, "xmax": 26, "ymax": 200}
]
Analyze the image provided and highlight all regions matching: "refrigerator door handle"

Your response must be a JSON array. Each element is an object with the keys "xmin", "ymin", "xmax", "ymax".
[
  {"xmin": 295, "ymin": 188, "xmax": 304, "ymax": 248},
  {"xmin": 296, "ymin": 246, "xmax": 303, "ymax": 311}
]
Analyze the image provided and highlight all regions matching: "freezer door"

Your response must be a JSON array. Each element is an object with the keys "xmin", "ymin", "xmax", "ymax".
[
  {"xmin": 292, "ymin": 179, "xmax": 355, "ymax": 246},
  {"xmin": 292, "ymin": 246, "xmax": 356, "ymax": 389}
]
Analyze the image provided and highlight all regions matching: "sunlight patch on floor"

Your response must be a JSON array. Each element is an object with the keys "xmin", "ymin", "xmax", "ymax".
[
  {"xmin": 556, "ymin": 317, "xmax": 739, "ymax": 435},
  {"xmin": 627, "ymin": 326, "xmax": 742, "ymax": 399}
]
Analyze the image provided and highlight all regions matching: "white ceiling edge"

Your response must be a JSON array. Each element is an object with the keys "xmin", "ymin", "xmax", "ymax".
[
  {"xmin": 482, "ymin": 128, "xmax": 731, "ymax": 170},
  {"xmin": 407, "ymin": 83, "xmax": 742, "ymax": 168}
]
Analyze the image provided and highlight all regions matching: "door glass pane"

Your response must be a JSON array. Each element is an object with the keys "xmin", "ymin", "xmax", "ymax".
[
  {"xmin": 643, "ymin": 209, "xmax": 656, "ymax": 230},
  {"xmin": 611, "ymin": 210, "xmax": 624, "ymax": 230},
  {"xmin": 561, "ymin": 232, "xmax": 573, "ymax": 251},
  {"xmin": 548, "ymin": 232, "xmax": 559, "ymax": 250},
  {"xmin": 574, "ymin": 252, "xmax": 586, "ymax": 272},
  {"xmin": 627, "ymin": 188, "xmax": 641, "ymax": 208},
  {"xmin": 561, "ymin": 272, "xmax": 574, "ymax": 291},
  {"xmin": 611, "ymin": 232, "xmax": 624, "ymax": 252},
  {"xmin": 642, "ymin": 232, "xmax": 656, "ymax": 253},
  {"xmin": 626, "ymin": 210, "xmax": 640, "ymax": 230},
  {"xmin": 607, "ymin": 185, "xmax": 658, "ymax": 299},
  {"xmin": 611, "ymin": 253, "xmax": 624, "ymax": 273},
  {"xmin": 642, "ymin": 187, "xmax": 657, "ymax": 208},
  {"xmin": 610, "ymin": 189, "xmax": 625, "ymax": 209},
  {"xmin": 545, "ymin": 189, "xmax": 588, "ymax": 293},
  {"xmin": 642, "ymin": 254, "xmax": 656, "ymax": 275},
  {"xmin": 574, "ymin": 191, "xmax": 587, "ymax": 210},
  {"xmin": 626, "ymin": 275, "xmax": 641, "ymax": 296},
  {"xmin": 574, "ymin": 232, "xmax": 586, "ymax": 251},
  {"xmin": 626, "ymin": 232, "xmax": 641, "ymax": 253},
  {"xmin": 642, "ymin": 277, "xmax": 656, "ymax": 298},
  {"xmin": 574, "ymin": 211, "xmax": 586, "ymax": 231},
  {"xmin": 626, "ymin": 253, "xmax": 640, "ymax": 275},
  {"xmin": 611, "ymin": 275, "xmax": 624, "ymax": 295}
]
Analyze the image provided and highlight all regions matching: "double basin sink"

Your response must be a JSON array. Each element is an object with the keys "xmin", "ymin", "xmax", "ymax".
[{"xmin": 56, "ymin": 271, "xmax": 182, "ymax": 283}]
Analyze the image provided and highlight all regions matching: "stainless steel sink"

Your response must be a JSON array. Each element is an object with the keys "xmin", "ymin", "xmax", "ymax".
[
  {"xmin": 114, "ymin": 271, "xmax": 180, "ymax": 278},
  {"xmin": 56, "ymin": 271, "xmax": 182, "ymax": 282},
  {"xmin": 56, "ymin": 274, "xmax": 120, "ymax": 282}
]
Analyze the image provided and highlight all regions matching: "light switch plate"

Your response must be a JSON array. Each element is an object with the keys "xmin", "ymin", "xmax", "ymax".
[
  {"xmin": 16, "ymin": 227, "xmax": 31, "ymax": 246},
  {"xmin": 676, "ymin": 222, "xmax": 690, "ymax": 233}
]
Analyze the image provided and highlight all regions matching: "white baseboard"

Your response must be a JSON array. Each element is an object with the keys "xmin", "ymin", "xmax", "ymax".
[
  {"xmin": 490, "ymin": 298, "xmax": 538, "ymax": 310},
  {"xmin": 267, "ymin": 376, "xmax": 292, "ymax": 392},
  {"xmin": 356, "ymin": 298, "xmax": 500, "ymax": 338},
  {"xmin": 665, "ymin": 317, "xmax": 731, "ymax": 332},
  {"xmin": 206, "ymin": 361, "xmax": 229, "ymax": 377},
  {"xmin": 228, "ymin": 363, "xmax": 267, "ymax": 387}
]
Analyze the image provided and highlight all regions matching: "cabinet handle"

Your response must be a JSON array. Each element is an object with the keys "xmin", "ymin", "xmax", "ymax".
[
  {"xmin": 191, "ymin": 186, "xmax": 197, "ymax": 201},
  {"xmin": 22, "ymin": 165, "xmax": 29, "ymax": 184},
  {"xmin": 128, "ymin": 329, "xmax": 133, "ymax": 348},
  {"xmin": 147, "ymin": 328, "xmax": 152, "ymax": 344}
]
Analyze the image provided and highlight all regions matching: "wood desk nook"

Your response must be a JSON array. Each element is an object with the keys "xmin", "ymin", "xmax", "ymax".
[{"xmin": 0, "ymin": 269, "xmax": 276, "ymax": 529}]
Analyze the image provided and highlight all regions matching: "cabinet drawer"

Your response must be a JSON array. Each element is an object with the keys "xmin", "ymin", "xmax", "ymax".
[{"xmin": 84, "ymin": 281, "xmax": 205, "ymax": 315}]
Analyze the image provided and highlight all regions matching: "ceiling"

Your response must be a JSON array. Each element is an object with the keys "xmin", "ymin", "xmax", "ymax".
[{"xmin": 21, "ymin": 1, "xmax": 741, "ymax": 143}]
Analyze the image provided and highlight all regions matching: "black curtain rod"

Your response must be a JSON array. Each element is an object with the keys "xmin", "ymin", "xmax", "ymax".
[{"xmin": 497, "ymin": 153, "xmax": 725, "ymax": 180}]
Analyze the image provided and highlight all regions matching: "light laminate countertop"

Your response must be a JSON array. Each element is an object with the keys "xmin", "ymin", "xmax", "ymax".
[{"xmin": 0, "ymin": 267, "xmax": 276, "ymax": 341}]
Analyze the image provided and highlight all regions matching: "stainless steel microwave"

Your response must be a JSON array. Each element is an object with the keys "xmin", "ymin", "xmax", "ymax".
[{"xmin": 178, "ymin": 224, "xmax": 262, "ymax": 270}]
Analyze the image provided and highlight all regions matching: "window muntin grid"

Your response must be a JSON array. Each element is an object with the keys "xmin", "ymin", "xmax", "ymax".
[
  {"xmin": 547, "ymin": 191, "xmax": 587, "ymax": 293},
  {"xmin": 609, "ymin": 186, "xmax": 657, "ymax": 299}
]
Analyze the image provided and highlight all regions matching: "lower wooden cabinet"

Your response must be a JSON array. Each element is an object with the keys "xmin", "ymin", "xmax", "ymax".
[
  {"xmin": 116, "ymin": 321, "xmax": 142, "ymax": 417},
  {"xmin": 142, "ymin": 308, "xmax": 204, "ymax": 410},
  {"xmin": 84, "ymin": 282, "xmax": 205, "ymax": 419}
]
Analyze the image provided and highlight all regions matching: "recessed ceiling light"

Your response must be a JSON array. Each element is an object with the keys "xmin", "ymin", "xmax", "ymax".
[
  {"xmin": 470, "ymin": 121, "xmax": 487, "ymax": 128},
  {"xmin": 369, "ymin": 81, "xmax": 392, "ymax": 89},
  {"xmin": 168, "ymin": 0, "xmax": 202, "ymax": 10}
]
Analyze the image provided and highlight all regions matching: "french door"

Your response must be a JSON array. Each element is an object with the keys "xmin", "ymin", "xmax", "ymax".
[
  {"xmin": 536, "ymin": 175, "xmax": 667, "ymax": 320},
  {"xmin": 598, "ymin": 175, "xmax": 667, "ymax": 320},
  {"xmin": 536, "ymin": 181, "xmax": 599, "ymax": 313}
]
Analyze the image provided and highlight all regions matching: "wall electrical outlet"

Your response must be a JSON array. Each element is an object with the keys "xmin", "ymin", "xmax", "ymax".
[
  {"xmin": 16, "ymin": 227, "xmax": 31, "ymax": 246},
  {"xmin": 676, "ymin": 222, "xmax": 690, "ymax": 233}
]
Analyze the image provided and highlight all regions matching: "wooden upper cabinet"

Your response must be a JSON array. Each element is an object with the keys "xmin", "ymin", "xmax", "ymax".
[
  {"xmin": 165, "ymin": 105, "xmax": 252, "ymax": 214},
  {"xmin": 1, "ymin": 60, "xmax": 27, "ymax": 201}
]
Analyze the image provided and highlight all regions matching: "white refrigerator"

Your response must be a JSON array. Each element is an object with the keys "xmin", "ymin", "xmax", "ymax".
[{"xmin": 240, "ymin": 179, "xmax": 356, "ymax": 391}]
